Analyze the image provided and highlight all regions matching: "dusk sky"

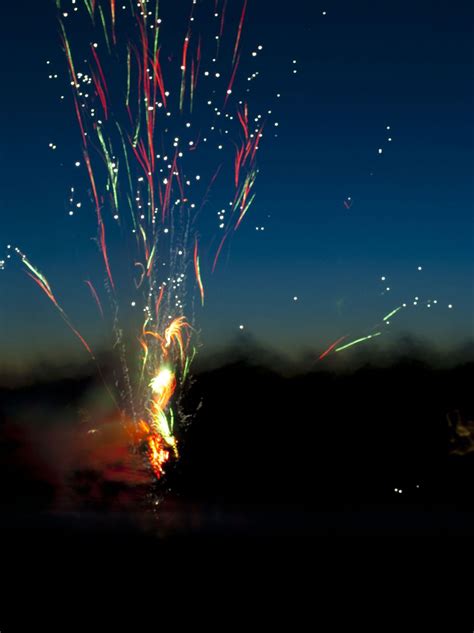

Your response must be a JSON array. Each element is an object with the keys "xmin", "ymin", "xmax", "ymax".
[{"xmin": 0, "ymin": 0, "xmax": 472, "ymax": 368}]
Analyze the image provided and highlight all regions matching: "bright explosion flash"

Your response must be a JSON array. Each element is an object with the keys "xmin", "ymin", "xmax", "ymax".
[{"xmin": 150, "ymin": 368, "xmax": 175, "ymax": 400}]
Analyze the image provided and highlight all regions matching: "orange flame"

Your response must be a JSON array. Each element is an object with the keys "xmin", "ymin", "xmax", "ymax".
[{"xmin": 137, "ymin": 420, "xmax": 170, "ymax": 479}]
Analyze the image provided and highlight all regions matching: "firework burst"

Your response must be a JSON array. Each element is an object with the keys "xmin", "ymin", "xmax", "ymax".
[{"xmin": 5, "ymin": 0, "xmax": 278, "ymax": 481}]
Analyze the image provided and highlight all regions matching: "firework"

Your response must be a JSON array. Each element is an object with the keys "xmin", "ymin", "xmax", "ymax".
[
  {"xmin": 318, "ymin": 268, "xmax": 453, "ymax": 362},
  {"xmin": 6, "ymin": 0, "xmax": 277, "ymax": 480}
]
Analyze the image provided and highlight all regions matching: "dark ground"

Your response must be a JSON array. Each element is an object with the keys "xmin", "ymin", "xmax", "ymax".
[{"xmin": 0, "ymin": 355, "xmax": 473, "ymax": 628}]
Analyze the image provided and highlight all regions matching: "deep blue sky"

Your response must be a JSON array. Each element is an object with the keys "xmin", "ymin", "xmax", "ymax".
[{"xmin": 0, "ymin": 0, "xmax": 472, "ymax": 368}]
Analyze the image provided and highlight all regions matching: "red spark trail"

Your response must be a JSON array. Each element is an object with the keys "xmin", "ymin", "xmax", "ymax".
[
  {"xmin": 85, "ymin": 280, "xmax": 104, "ymax": 318},
  {"xmin": 233, "ymin": 0, "xmax": 248, "ymax": 64},
  {"xmin": 319, "ymin": 336, "xmax": 348, "ymax": 361}
]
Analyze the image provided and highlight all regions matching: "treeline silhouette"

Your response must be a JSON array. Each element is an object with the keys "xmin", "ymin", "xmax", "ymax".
[
  {"xmin": 172, "ymin": 356, "xmax": 473, "ymax": 508},
  {"xmin": 0, "ymin": 352, "xmax": 473, "ymax": 525}
]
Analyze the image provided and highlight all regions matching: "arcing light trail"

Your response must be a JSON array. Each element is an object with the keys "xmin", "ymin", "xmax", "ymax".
[
  {"xmin": 335, "ymin": 332, "xmax": 382, "ymax": 353},
  {"xmin": 318, "ymin": 270, "xmax": 452, "ymax": 362},
  {"xmin": 7, "ymin": 0, "xmax": 277, "ymax": 480}
]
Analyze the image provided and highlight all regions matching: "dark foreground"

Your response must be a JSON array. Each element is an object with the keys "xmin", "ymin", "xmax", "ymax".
[
  {"xmin": 1, "ymin": 355, "xmax": 473, "ymax": 529},
  {"xmin": 0, "ymin": 356, "xmax": 473, "ymax": 629}
]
